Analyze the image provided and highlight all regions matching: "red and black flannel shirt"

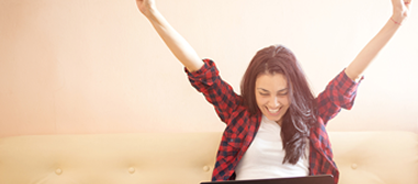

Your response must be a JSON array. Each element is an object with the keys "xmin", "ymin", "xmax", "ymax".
[{"xmin": 186, "ymin": 59, "xmax": 362, "ymax": 184}]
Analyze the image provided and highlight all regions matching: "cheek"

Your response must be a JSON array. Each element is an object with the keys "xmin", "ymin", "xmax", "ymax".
[
  {"xmin": 281, "ymin": 96, "xmax": 291, "ymax": 106},
  {"xmin": 276, "ymin": 96, "xmax": 291, "ymax": 109},
  {"xmin": 255, "ymin": 94, "xmax": 267, "ymax": 106}
]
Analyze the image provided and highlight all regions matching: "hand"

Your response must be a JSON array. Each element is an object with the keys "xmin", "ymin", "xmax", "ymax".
[
  {"xmin": 391, "ymin": 0, "xmax": 413, "ymax": 23},
  {"xmin": 136, "ymin": 0, "xmax": 156, "ymax": 17}
]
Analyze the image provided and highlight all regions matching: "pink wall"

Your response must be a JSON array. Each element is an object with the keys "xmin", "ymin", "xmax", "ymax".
[{"xmin": 1, "ymin": 0, "xmax": 417, "ymax": 137}]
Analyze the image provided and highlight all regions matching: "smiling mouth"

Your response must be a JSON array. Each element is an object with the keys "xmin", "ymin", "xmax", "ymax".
[{"xmin": 267, "ymin": 107, "xmax": 280, "ymax": 114}]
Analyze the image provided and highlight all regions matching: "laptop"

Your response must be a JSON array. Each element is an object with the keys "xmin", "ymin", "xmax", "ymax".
[{"xmin": 201, "ymin": 175, "xmax": 334, "ymax": 184}]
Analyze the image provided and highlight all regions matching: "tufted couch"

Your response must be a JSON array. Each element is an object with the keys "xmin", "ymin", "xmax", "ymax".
[{"xmin": 0, "ymin": 131, "xmax": 417, "ymax": 184}]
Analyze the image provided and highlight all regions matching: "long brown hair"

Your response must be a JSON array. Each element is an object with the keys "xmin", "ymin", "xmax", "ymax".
[{"xmin": 240, "ymin": 45, "xmax": 317, "ymax": 164}]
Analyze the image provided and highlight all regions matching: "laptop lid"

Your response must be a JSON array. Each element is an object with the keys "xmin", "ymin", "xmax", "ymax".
[{"xmin": 201, "ymin": 175, "xmax": 334, "ymax": 184}]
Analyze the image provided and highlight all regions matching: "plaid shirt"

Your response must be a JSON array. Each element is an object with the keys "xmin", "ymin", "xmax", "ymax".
[{"xmin": 186, "ymin": 59, "xmax": 362, "ymax": 184}]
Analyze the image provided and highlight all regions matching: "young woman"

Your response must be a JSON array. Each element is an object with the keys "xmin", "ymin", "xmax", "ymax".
[{"xmin": 136, "ymin": 0, "xmax": 412, "ymax": 183}]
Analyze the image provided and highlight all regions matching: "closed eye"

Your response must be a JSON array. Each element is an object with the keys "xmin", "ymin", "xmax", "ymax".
[
  {"xmin": 277, "ymin": 91, "xmax": 288, "ymax": 96},
  {"xmin": 277, "ymin": 88, "xmax": 288, "ymax": 96},
  {"xmin": 257, "ymin": 88, "xmax": 288, "ymax": 96},
  {"xmin": 259, "ymin": 93, "xmax": 269, "ymax": 96}
]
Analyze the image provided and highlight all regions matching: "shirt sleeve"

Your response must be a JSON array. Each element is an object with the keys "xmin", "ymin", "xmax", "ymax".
[
  {"xmin": 316, "ymin": 69, "xmax": 363, "ymax": 125},
  {"xmin": 185, "ymin": 59, "xmax": 241, "ymax": 123}
]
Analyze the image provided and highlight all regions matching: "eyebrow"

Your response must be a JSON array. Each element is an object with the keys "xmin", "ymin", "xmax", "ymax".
[{"xmin": 257, "ymin": 88, "xmax": 288, "ymax": 93}]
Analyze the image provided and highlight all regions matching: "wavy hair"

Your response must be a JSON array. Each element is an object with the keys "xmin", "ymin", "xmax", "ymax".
[{"xmin": 240, "ymin": 45, "xmax": 317, "ymax": 164}]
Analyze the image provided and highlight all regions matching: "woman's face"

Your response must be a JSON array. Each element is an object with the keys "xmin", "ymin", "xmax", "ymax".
[{"xmin": 255, "ymin": 73, "xmax": 290, "ymax": 126}]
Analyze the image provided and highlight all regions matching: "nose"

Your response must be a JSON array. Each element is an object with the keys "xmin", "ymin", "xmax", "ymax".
[{"xmin": 268, "ymin": 96, "xmax": 280, "ymax": 108}]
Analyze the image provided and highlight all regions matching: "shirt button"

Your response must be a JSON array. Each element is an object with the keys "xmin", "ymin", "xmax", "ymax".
[
  {"xmin": 351, "ymin": 163, "xmax": 358, "ymax": 169},
  {"xmin": 55, "ymin": 168, "xmax": 63, "ymax": 175},
  {"xmin": 128, "ymin": 167, "xmax": 135, "ymax": 174},
  {"xmin": 203, "ymin": 166, "xmax": 210, "ymax": 172}
]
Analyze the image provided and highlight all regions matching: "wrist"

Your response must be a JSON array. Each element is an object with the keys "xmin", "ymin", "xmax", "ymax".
[
  {"xmin": 390, "ymin": 14, "xmax": 406, "ymax": 25},
  {"xmin": 146, "ymin": 8, "xmax": 162, "ymax": 23},
  {"xmin": 140, "ymin": 3, "xmax": 158, "ymax": 18}
]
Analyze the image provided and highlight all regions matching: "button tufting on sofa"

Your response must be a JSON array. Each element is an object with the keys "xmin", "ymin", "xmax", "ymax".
[
  {"xmin": 55, "ymin": 168, "xmax": 62, "ymax": 175},
  {"xmin": 203, "ymin": 165, "xmax": 210, "ymax": 172},
  {"xmin": 0, "ymin": 132, "xmax": 416, "ymax": 184},
  {"xmin": 128, "ymin": 167, "xmax": 135, "ymax": 174}
]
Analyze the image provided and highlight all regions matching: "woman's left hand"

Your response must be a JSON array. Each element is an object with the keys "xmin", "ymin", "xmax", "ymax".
[{"xmin": 391, "ymin": 0, "xmax": 413, "ymax": 23}]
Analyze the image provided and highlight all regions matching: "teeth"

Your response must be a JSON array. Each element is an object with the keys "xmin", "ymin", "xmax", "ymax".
[{"xmin": 268, "ymin": 108, "xmax": 279, "ymax": 113}]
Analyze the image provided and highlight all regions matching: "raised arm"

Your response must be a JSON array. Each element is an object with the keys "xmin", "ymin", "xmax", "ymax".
[
  {"xmin": 345, "ymin": 0, "xmax": 412, "ymax": 81},
  {"xmin": 136, "ymin": 0, "xmax": 204, "ymax": 72}
]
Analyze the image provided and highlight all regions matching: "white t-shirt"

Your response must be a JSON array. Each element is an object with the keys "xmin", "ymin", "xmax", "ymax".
[{"xmin": 235, "ymin": 115, "xmax": 309, "ymax": 180}]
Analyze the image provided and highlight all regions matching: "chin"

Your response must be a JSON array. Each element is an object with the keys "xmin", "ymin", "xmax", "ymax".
[{"xmin": 265, "ymin": 115, "xmax": 282, "ymax": 122}]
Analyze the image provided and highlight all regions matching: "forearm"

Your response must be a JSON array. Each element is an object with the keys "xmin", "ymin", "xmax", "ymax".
[
  {"xmin": 345, "ymin": 0, "xmax": 412, "ymax": 81},
  {"xmin": 145, "ymin": 9, "xmax": 203, "ymax": 72},
  {"xmin": 345, "ymin": 17, "xmax": 401, "ymax": 81}
]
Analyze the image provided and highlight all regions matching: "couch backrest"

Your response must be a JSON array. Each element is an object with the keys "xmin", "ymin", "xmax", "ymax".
[
  {"xmin": 0, "ymin": 133, "xmax": 222, "ymax": 184},
  {"xmin": 0, "ymin": 131, "xmax": 417, "ymax": 184},
  {"xmin": 329, "ymin": 131, "xmax": 418, "ymax": 184}
]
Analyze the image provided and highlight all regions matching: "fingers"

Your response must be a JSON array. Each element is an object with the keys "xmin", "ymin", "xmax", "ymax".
[
  {"xmin": 403, "ymin": 0, "xmax": 412, "ymax": 7},
  {"xmin": 404, "ymin": 0, "xmax": 413, "ymax": 8},
  {"xmin": 393, "ymin": 0, "xmax": 409, "ymax": 7}
]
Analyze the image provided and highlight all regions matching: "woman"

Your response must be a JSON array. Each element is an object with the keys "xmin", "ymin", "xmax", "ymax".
[{"xmin": 136, "ymin": 0, "xmax": 412, "ymax": 183}]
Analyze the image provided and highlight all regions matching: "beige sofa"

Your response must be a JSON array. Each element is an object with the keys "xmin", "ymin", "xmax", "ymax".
[{"xmin": 0, "ymin": 131, "xmax": 417, "ymax": 184}]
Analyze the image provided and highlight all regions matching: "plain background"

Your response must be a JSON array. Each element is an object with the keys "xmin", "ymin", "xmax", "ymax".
[{"xmin": 0, "ymin": 0, "xmax": 417, "ymax": 137}]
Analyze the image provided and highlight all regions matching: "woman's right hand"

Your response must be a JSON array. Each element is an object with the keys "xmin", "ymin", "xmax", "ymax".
[{"xmin": 136, "ymin": 0, "xmax": 156, "ymax": 17}]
